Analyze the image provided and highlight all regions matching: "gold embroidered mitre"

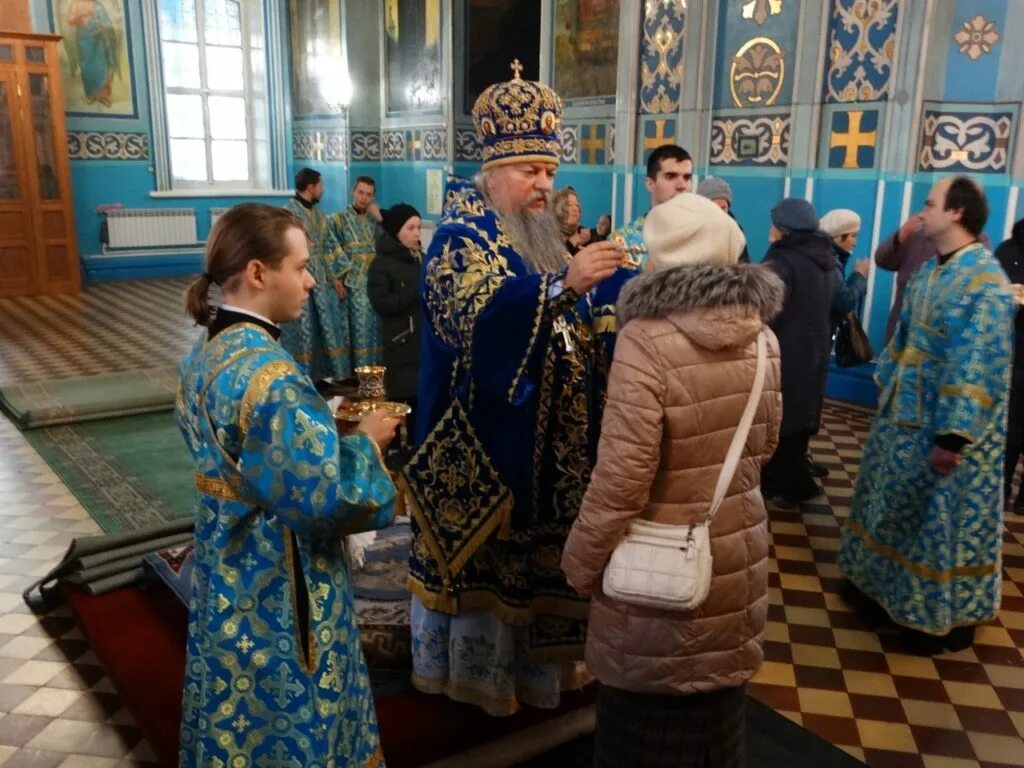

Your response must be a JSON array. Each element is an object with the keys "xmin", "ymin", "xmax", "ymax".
[{"xmin": 471, "ymin": 59, "xmax": 564, "ymax": 170}]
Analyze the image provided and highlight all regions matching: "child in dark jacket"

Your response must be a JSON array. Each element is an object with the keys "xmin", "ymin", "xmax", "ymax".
[{"xmin": 367, "ymin": 203, "xmax": 423, "ymax": 438}]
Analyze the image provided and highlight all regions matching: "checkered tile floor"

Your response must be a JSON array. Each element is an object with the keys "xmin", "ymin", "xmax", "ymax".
[
  {"xmin": 0, "ymin": 415, "xmax": 158, "ymax": 766},
  {"xmin": 749, "ymin": 404, "xmax": 1024, "ymax": 768},
  {"xmin": 0, "ymin": 280, "xmax": 1022, "ymax": 766},
  {"xmin": 0, "ymin": 278, "xmax": 202, "ymax": 385}
]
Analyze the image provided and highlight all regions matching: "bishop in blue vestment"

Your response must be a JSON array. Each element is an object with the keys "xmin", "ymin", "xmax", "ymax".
[{"xmin": 403, "ymin": 64, "xmax": 627, "ymax": 715}]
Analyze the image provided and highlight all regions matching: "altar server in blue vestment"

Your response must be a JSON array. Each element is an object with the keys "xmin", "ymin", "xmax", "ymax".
[
  {"xmin": 332, "ymin": 176, "xmax": 384, "ymax": 368},
  {"xmin": 281, "ymin": 168, "xmax": 352, "ymax": 381},
  {"xmin": 177, "ymin": 203, "xmax": 400, "ymax": 767},
  {"xmin": 839, "ymin": 177, "xmax": 1014, "ymax": 654},
  {"xmin": 404, "ymin": 62, "xmax": 626, "ymax": 715}
]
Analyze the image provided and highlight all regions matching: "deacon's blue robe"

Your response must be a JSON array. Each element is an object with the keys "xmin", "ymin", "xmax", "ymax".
[
  {"xmin": 281, "ymin": 199, "xmax": 352, "ymax": 380},
  {"xmin": 839, "ymin": 242, "xmax": 1014, "ymax": 634},
  {"xmin": 332, "ymin": 206, "xmax": 383, "ymax": 368},
  {"xmin": 176, "ymin": 320, "xmax": 396, "ymax": 767}
]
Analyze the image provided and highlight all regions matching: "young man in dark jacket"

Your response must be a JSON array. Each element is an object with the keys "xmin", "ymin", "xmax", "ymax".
[
  {"xmin": 761, "ymin": 198, "xmax": 835, "ymax": 507},
  {"xmin": 996, "ymin": 217, "xmax": 1024, "ymax": 509}
]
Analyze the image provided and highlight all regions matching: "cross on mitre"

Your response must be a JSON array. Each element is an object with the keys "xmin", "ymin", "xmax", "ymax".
[{"xmin": 510, "ymin": 59, "xmax": 524, "ymax": 80}]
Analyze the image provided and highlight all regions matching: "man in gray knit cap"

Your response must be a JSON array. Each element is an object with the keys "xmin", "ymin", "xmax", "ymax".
[{"xmin": 698, "ymin": 176, "xmax": 750, "ymax": 263}]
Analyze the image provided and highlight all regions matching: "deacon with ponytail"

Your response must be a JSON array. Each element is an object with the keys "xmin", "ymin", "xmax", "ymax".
[{"xmin": 175, "ymin": 203, "xmax": 400, "ymax": 767}]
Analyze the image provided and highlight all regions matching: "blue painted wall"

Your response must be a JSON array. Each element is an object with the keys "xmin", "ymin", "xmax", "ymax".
[
  {"xmin": 31, "ymin": 0, "xmax": 305, "ymax": 282},
  {"xmin": 34, "ymin": 0, "xmax": 1024, "ymax": 408}
]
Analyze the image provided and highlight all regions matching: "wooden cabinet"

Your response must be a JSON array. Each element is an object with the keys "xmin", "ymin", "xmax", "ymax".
[{"xmin": 0, "ymin": 32, "xmax": 81, "ymax": 297}]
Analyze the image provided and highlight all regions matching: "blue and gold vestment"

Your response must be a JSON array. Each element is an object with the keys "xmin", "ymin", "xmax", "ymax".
[
  {"xmin": 406, "ymin": 177, "xmax": 609, "ymax": 681},
  {"xmin": 281, "ymin": 199, "xmax": 352, "ymax": 380},
  {"xmin": 176, "ymin": 322, "xmax": 396, "ymax": 766},
  {"xmin": 332, "ymin": 206, "xmax": 383, "ymax": 368},
  {"xmin": 839, "ymin": 242, "xmax": 1013, "ymax": 635}
]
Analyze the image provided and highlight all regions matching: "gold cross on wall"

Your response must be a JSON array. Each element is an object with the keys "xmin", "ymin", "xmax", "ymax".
[
  {"xmin": 311, "ymin": 131, "xmax": 326, "ymax": 162},
  {"xmin": 644, "ymin": 119, "xmax": 673, "ymax": 151},
  {"xmin": 580, "ymin": 128, "xmax": 605, "ymax": 162},
  {"xmin": 830, "ymin": 110, "xmax": 876, "ymax": 169}
]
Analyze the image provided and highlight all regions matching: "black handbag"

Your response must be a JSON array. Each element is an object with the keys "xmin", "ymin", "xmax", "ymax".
[{"xmin": 835, "ymin": 311, "xmax": 874, "ymax": 367}]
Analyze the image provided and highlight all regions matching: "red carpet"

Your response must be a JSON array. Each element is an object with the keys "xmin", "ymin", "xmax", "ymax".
[{"xmin": 63, "ymin": 583, "xmax": 595, "ymax": 767}]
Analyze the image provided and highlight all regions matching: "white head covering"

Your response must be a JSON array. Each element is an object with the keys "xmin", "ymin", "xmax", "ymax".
[
  {"xmin": 642, "ymin": 192, "xmax": 747, "ymax": 269},
  {"xmin": 820, "ymin": 209, "xmax": 862, "ymax": 238}
]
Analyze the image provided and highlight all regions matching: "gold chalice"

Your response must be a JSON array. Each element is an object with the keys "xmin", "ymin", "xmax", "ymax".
[
  {"xmin": 610, "ymin": 233, "xmax": 645, "ymax": 269},
  {"xmin": 355, "ymin": 365, "xmax": 387, "ymax": 403},
  {"xmin": 336, "ymin": 365, "xmax": 412, "ymax": 424}
]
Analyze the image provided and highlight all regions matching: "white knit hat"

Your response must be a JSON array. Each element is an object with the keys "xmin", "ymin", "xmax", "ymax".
[
  {"xmin": 642, "ymin": 192, "xmax": 747, "ymax": 269},
  {"xmin": 820, "ymin": 208, "xmax": 861, "ymax": 238}
]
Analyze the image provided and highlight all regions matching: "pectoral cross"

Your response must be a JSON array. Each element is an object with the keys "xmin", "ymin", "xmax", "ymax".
[{"xmin": 553, "ymin": 316, "xmax": 575, "ymax": 353}]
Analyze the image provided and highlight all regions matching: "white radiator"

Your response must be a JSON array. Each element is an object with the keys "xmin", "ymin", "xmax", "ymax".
[
  {"xmin": 209, "ymin": 207, "xmax": 229, "ymax": 231},
  {"xmin": 106, "ymin": 208, "xmax": 198, "ymax": 249}
]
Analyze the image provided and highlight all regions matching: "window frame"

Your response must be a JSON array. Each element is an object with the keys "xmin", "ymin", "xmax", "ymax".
[{"xmin": 143, "ymin": 0, "xmax": 286, "ymax": 193}]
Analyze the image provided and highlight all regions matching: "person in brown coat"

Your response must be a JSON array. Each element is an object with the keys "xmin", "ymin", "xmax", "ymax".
[{"xmin": 562, "ymin": 192, "xmax": 784, "ymax": 768}]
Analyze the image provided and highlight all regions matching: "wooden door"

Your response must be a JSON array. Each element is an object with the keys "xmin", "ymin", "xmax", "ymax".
[
  {"xmin": 0, "ymin": 48, "xmax": 37, "ymax": 297},
  {"xmin": 21, "ymin": 40, "xmax": 80, "ymax": 294}
]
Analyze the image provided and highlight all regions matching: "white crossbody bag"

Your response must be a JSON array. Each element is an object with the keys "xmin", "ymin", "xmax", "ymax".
[{"xmin": 602, "ymin": 331, "xmax": 768, "ymax": 611}]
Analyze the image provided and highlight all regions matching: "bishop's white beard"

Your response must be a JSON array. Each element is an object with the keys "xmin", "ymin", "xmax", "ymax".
[
  {"xmin": 476, "ymin": 176, "xmax": 569, "ymax": 274},
  {"xmin": 500, "ymin": 207, "xmax": 570, "ymax": 274}
]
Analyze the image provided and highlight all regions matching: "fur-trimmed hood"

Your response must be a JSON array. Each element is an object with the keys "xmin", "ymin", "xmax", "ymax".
[
  {"xmin": 618, "ymin": 263, "xmax": 785, "ymax": 325},
  {"xmin": 617, "ymin": 263, "xmax": 785, "ymax": 351}
]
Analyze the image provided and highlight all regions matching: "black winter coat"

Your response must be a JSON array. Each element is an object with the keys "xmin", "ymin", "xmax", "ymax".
[
  {"xmin": 763, "ymin": 231, "xmax": 835, "ymax": 436},
  {"xmin": 367, "ymin": 231, "xmax": 422, "ymax": 400},
  {"xmin": 995, "ymin": 218, "xmax": 1024, "ymax": 370}
]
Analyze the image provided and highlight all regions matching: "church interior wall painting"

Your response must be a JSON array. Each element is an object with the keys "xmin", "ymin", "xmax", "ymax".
[
  {"xmin": 49, "ymin": 0, "xmax": 137, "ymax": 118},
  {"xmin": 918, "ymin": 102, "xmax": 1016, "ymax": 175},
  {"xmin": 942, "ymin": 0, "xmax": 1007, "ymax": 102},
  {"xmin": 637, "ymin": 0, "xmax": 684, "ymax": 115},
  {"xmin": 552, "ymin": 0, "xmax": 620, "ymax": 106},
  {"xmin": 822, "ymin": 0, "xmax": 898, "ymax": 103},
  {"xmin": 714, "ymin": 0, "xmax": 798, "ymax": 110},
  {"xmin": 19, "ymin": 0, "xmax": 1024, "ymax": 409},
  {"xmin": 288, "ymin": 0, "xmax": 346, "ymax": 117},
  {"xmin": 384, "ymin": 0, "xmax": 442, "ymax": 115}
]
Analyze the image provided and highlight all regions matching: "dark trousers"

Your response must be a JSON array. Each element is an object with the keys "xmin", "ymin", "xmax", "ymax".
[
  {"xmin": 761, "ymin": 430, "xmax": 819, "ymax": 502},
  {"xmin": 594, "ymin": 684, "xmax": 747, "ymax": 768},
  {"xmin": 1005, "ymin": 369, "xmax": 1024, "ymax": 502}
]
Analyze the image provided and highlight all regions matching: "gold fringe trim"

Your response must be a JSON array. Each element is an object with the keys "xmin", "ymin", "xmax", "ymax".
[
  {"xmin": 411, "ymin": 673, "xmax": 520, "ymax": 717},
  {"xmin": 840, "ymin": 571, "xmax": 999, "ymax": 637},
  {"xmin": 843, "ymin": 518, "xmax": 999, "ymax": 583}
]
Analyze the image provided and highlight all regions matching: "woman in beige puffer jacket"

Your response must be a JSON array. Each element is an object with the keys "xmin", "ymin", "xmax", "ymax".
[{"xmin": 562, "ymin": 192, "xmax": 784, "ymax": 768}]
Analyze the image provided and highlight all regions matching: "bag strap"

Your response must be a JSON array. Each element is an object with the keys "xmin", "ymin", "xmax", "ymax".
[{"xmin": 706, "ymin": 330, "xmax": 768, "ymax": 523}]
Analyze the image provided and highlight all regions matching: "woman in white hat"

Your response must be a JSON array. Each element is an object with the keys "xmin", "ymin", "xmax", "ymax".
[{"xmin": 562, "ymin": 193, "xmax": 784, "ymax": 768}]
